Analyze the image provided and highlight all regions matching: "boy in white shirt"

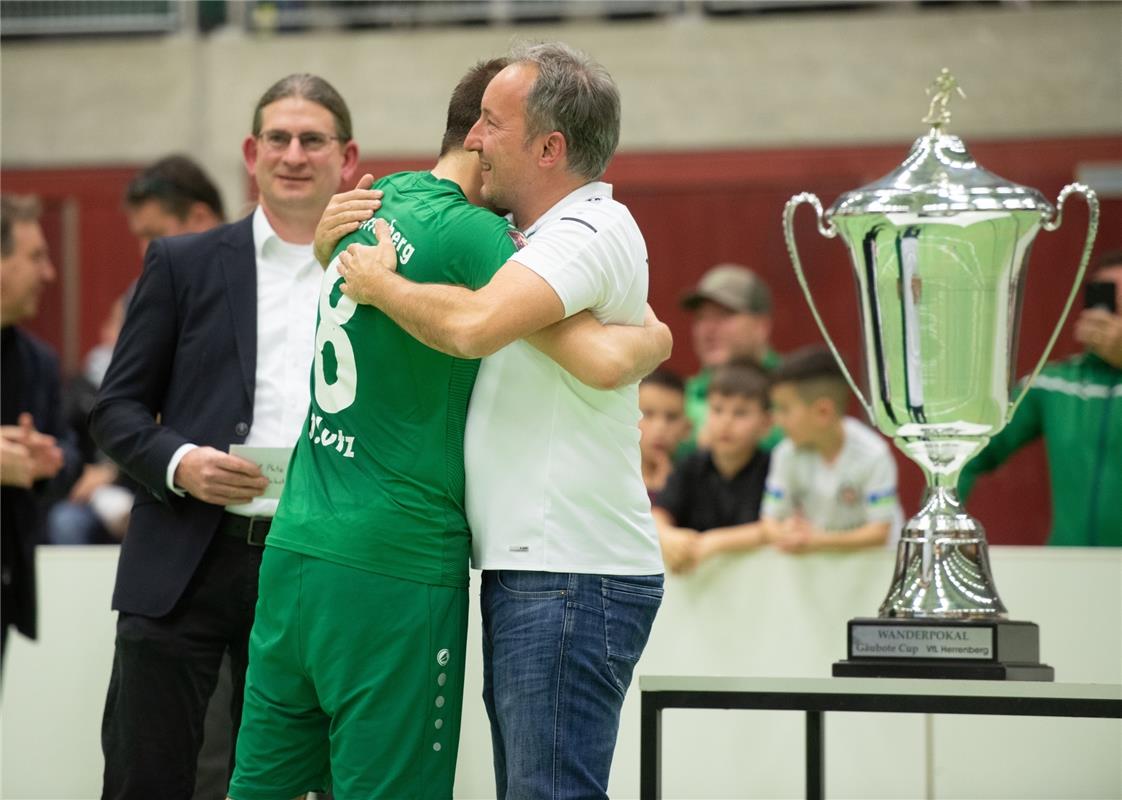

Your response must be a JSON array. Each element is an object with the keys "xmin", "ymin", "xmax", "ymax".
[{"xmin": 762, "ymin": 346, "xmax": 902, "ymax": 552}]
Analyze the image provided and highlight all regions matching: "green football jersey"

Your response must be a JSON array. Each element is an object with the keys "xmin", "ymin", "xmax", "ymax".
[{"xmin": 267, "ymin": 171, "xmax": 519, "ymax": 587}]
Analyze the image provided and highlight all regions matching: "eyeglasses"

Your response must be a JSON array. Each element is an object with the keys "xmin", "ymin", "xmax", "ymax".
[{"xmin": 257, "ymin": 130, "xmax": 344, "ymax": 153}]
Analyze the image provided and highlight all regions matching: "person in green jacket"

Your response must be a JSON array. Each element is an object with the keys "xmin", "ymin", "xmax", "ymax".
[
  {"xmin": 960, "ymin": 250, "xmax": 1122, "ymax": 547},
  {"xmin": 680, "ymin": 263, "xmax": 782, "ymax": 452}
]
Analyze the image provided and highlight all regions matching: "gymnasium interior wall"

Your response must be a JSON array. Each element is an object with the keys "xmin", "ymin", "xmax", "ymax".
[{"xmin": 2, "ymin": 2, "xmax": 1120, "ymax": 545}]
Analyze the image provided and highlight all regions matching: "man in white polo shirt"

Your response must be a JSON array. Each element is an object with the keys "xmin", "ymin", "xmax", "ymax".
[{"xmin": 335, "ymin": 41, "xmax": 665, "ymax": 800}]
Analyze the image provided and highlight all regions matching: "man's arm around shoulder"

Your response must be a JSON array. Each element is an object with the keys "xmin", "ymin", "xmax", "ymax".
[
  {"xmin": 338, "ymin": 223, "xmax": 567, "ymax": 358},
  {"xmin": 338, "ymin": 219, "xmax": 671, "ymax": 380}
]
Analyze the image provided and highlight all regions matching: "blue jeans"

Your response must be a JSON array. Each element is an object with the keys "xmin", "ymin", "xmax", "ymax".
[
  {"xmin": 46, "ymin": 501, "xmax": 111, "ymax": 545},
  {"xmin": 481, "ymin": 570, "xmax": 663, "ymax": 800}
]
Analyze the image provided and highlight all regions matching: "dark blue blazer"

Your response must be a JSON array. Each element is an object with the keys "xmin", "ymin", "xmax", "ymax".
[
  {"xmin": 91, "ymin": 214, "xmax": 260, "ymax": 618},
  {"xmin": 1, "ymin": 327, "xmax": 82, "ymax": 639}
]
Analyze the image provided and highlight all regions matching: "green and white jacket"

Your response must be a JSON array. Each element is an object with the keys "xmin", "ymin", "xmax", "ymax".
[{"xmin": 960, "ymin": 352, "xmax": 1122, "ymax": 547}]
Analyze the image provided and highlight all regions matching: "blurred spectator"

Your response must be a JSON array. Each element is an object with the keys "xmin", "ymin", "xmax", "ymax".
[
  {"xmin": 654, "ymin": 359, "xmax": 771, "ymax": 573},
  {"xmin": 1, "ymin": 194, "xmax": 82, "ymax": 664},
  {"xmin": 124, "ymin": 154, "xmax": 226, "ymax": 257},
  {"xmin": 761, "ymin": 346, "xmax": 901, "ymax": 553},
  {"xmin": 679, "ymin": 263, "xmax": 781, "ymax": 451},
  {"xmin": 638, "ymin": 368, "xmax": 691, "ymax": 499},
  {"xmin": 959, "ymin": 250, "xmax": 1122, "ymax": 547},
  {"xmin": 46, "ymin": 297, "xmax": 130, "ymax": 543},
  {"xmin": 46, "ymin": 156, "xmax": 227, "ymax": 547}
]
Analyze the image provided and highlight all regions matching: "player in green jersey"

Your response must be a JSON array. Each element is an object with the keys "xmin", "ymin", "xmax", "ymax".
[{"xmin": 229, "ymin": 60, "xmax": 671, "ymax": 800}]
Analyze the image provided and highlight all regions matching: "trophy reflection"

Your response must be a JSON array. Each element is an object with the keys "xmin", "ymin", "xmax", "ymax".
[{"xmin": 783, "ymin": 70, "xmax": 1098, "ymax": 680}]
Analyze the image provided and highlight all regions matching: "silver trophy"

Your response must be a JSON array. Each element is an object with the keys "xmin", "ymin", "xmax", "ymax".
[{"xmin": 783, "ymin": 70, "xmax": 1098, "ymax": 680}]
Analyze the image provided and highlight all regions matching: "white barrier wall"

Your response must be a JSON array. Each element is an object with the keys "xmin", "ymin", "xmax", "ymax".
[{"xmin": 2, "ymin": 545, "xmax": 1120, "ymax": 799}]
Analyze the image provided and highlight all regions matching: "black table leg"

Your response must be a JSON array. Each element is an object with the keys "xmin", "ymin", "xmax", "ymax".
[
  {"xmin": 806, "ymin": 710, "xmax": 823, "ymax": 800},
  {"xmin": 641, "ymin": 692, "xmax": 661, "ymax": 799}
]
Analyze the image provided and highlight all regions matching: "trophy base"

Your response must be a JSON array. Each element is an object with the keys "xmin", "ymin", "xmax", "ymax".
[
  {"xmin": 833, "ymin": 659, "xmax": 1055, "ymax": 681},
  {"xmin": 832, "ymin": 617, "xmax": 1054, "ymax": 682}
]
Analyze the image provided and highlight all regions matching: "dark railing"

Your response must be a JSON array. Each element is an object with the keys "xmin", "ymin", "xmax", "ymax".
[
  {"xmin": 1, "ymin": 0, "xmax": 900, "ymax": 39},
  {"xmin": 0, "ymin": 0, "xmax": 184, "ymax": 37}
]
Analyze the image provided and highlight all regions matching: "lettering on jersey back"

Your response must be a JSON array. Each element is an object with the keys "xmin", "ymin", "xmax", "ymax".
[{"xmin": 358, "ymin": 216, "xmax": 415, "ymax": 265}]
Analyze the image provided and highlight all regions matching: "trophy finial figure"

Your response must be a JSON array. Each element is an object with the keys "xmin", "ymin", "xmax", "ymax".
[{"xmin": 922, "ymin": 68, "xmax": 966, "ymax": 130}]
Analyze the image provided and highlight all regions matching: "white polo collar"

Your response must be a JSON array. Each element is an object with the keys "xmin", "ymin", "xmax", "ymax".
[{"xmin": 523, "ymin": 181, "xmax": 612, "ymax": 237}]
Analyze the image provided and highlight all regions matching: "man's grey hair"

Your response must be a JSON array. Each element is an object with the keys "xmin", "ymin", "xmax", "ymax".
[
  {"xmin": 1, "ymin": 195, "xmax": 42, "ymax": 258},
  {"xmin": 509, "ymin": 41, "xmax": 620, "ymax": 181}
]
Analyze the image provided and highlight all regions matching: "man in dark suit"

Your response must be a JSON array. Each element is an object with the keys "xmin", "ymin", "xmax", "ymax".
[
  {"xmin": 1, "ymin": 193, "xmax": 82, "ymax": 668},
  {"xmin": 49, "ymin": 155, "xmax": 227, "ymax": 547},
  {"xmin": 90, "ymin": 74, "xmax": 361, "ymax": 799}
]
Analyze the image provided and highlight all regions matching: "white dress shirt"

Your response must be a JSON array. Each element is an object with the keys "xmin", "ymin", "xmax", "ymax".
[{"xmin": 167, "ymin": 206, "xmax": 321, "ymax": 517}]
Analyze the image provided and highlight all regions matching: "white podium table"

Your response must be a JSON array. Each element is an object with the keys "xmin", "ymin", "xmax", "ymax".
[{"xmin": 639, "ymin": 676, "xmax": 1122, "ymax": 800}]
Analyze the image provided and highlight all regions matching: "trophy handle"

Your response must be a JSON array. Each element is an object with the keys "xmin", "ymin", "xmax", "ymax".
[
  {"xmin": 1007, "ymin": 182, "xmax": 1100, "ymax": 421},
  {"xmin": 783, "ymin": 192, "xmax": 875, "ymax": 420}
]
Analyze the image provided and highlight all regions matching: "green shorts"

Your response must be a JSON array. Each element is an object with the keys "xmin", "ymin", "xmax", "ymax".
[{"xmin": 229, "ymin": 546, "xmax": 468, "ymax": 800}]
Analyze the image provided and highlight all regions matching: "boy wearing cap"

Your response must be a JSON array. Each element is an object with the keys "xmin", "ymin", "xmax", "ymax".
[{"xmin": 681, "ymin": 262, "xmax": 781, "ymax": 450}]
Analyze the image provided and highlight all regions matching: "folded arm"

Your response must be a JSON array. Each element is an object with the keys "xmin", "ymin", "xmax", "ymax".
[
  {"xmin": 769, "ymin": 516, "xmax": 891, "ymax": 553},
  {"xmin": 340, "ymin": 248, "xmax": 564, "ymax": 358},
  {"xmin": 526, "ymin": 305, "xmax": 672, "ymax": 390},
  {"xmin": 653, "ymin": 507, "xmax": 701, "ymax": 574},
  {"xmin": 694, "ymin": 522, "xmax": 768, "ymax": 558},
  {"xmin": 810, "ymin": 520, "xmax": 892, "ymax": 551}
]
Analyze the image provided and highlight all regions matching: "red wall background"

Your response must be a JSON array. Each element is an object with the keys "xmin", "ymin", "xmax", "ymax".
[{"xmin": 3, "ymin": 135, "xmax": 1119, "ymax": 544}]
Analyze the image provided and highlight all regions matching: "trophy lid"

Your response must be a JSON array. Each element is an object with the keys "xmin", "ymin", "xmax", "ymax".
[{"xmin": 828, "ymin": 69, "xmax": 1055, "ymax": 218}]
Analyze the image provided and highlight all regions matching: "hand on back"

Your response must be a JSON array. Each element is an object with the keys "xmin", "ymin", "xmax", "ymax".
[{"xmin": 314, "ymin": 173, "xmax": 382, "ymax": 268}]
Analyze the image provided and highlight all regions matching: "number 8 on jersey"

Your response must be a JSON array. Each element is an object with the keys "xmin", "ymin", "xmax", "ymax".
[{"xmin": 313, "ymin": 261, "xmax": 359, "ymax": 414}]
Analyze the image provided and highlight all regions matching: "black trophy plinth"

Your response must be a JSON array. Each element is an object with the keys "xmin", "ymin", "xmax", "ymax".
[{"xmin": 833, "ymin": 617, "xmax": 1054, "ymax": 681}]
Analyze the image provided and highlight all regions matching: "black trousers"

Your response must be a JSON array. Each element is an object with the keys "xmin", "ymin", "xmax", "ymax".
[
  {"xmin": 101, "ymin": 533, "xmax": 263, "ymax": 800},
  {"xmin": 194, "ymin": 653, "xmax": 236, "ymax": 800}
]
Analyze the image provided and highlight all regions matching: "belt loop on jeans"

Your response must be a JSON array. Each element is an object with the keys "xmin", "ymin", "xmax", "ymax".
[{"xmin": 217, "ymin": 513, "xmax": 272, "ymax": 547}]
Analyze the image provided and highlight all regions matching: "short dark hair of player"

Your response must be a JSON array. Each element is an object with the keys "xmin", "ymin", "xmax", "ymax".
[
  {"xmin": 440, "ymin": 57, "xmax": 510, "ymax": 157},
  {"xmin": 252, "ymin": 73, "xmax": 353, "ymax": 142},
  {"xmin": 769, "ymin": 346, "xmax": 850, "ymax": 413},
  {"xmin": 124, "ymin": 155, "xmax": 226, "ymax": 222},
  {"xmin": 708, "ymin": 357, "xmax": 769, "ymax": 407},
  {"xmin": 1, "ymin": 194, "xmax": 42, "ymax": 258},
  {"xmin": 640, "ymin": 367, "xmax": 685, "ymax": 395}
]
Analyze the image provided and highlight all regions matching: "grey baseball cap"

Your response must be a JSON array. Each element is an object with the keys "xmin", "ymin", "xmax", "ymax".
[{"xmin": 680, "ymin": 263, "xmax": 772, "ymax": 315}]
